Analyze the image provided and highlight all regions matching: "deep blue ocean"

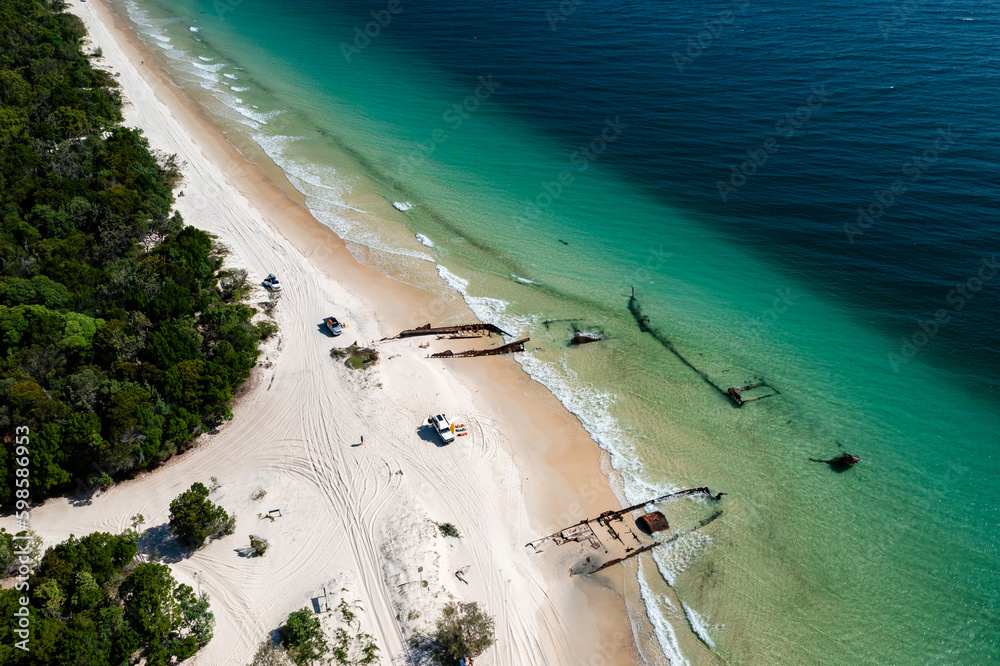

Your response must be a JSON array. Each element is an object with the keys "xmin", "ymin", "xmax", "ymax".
[
  {"xmin": 369, "ymin": 0, "xmax": 1000, "ymax": 375},
  {"xmin": 119, "ymin": 0, "xmax": 999, "ymax": 661}
]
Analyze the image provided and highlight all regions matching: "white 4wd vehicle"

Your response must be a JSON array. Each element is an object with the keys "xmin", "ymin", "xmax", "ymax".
[
  {"xmin": 428, "ymin": 414, "xmax": 455, "ymax": 445},
  {"xmin": 263, "ymin": 273, "xmax": 282, "ymax": 291}
]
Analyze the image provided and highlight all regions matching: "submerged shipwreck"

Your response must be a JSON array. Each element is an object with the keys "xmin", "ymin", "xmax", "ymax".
[
  {"xmin": 811, "ymin": 452, "xmax": 861, "ymax": 471},
  {"xmin": 541, "ymin": 319, "xmax": 610, "ymax": 346},
  {"xmin": 569, "ymin": 331, "xmax": 605, "ymax": 345},
  {"xmin": 526, "ymin": 487, "xmax": 725, "ymax": 576},
  {"xmin": 726, "ymin": 381, "xmax": 780, "ymax": 407},
  {"xmin": 628, "ymin": 286, "xmax": 780, "ymax": 408}
]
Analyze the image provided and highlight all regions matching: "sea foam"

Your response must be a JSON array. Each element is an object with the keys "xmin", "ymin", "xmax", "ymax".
[
  {"xmin": 637, "ymin": 568, "xmax": 690, "ymax": 666},
  {"xmin": 682, "ymin": 602, "xmax": 717, "ymax": 648},
  {"xmin": 435, "ymin": 265, "xmax": 527, "ymax": 330},
  {"xmin": 123, "ymin": 0, "xmax": 281, "ymax": 132},
  {"xmin": 251, "ymin": 135, "xmax": 433, "ymax": 262}
]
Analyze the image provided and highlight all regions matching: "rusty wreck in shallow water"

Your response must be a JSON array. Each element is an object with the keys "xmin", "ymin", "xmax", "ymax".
[
  {"xmin": 525, "ymin": 487, "xmax": 726, "ymax": 576},
  {"xmin": 811, "ymin": 452, "xmax": 861, "ymax": 471},
  {"xmin": 570, "ymin": 331, "xmax": 604, "ymax": 345}
]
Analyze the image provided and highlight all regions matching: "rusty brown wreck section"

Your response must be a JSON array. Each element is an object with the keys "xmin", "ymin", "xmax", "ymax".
[
  {"xmin": 382, "ymin": 323, "xmax": 511, "ymax": 340},
  {"xmin": 526, "ymin": 487, "xmax": 726, "ymax": 576},
  {"xmin": 726, "ymin": 381, "xmax": 781, "ymax": 407},
  {"xmin": 431, "ymin": 338, "xmax": 529, "ymax": 358}
]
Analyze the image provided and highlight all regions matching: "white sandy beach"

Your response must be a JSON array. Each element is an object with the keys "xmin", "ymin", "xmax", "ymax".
[{"xmin": 0, "ymin": 1, "xmax": 647, "ymax": 663}]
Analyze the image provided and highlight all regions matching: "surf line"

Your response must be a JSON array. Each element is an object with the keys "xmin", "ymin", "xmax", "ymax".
[{"xmin": 628, "ymin": 286, "xmax": 732, "ymax": 402}]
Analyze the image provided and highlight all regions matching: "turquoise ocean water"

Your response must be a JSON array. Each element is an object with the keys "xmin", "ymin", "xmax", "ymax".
[{"xmin": 110, "ymin": 0, "xmax": 999, "ymax": 662}]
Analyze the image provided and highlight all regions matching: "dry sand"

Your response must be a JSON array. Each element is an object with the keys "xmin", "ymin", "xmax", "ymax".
[{"xmin": 0, "ymin": 0, "xmax": 652, "ymax": 663}]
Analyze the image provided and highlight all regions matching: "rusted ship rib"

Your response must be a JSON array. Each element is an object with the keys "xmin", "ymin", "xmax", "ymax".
[
  {"xmin": 383, "ymin": 323, "xmax": 510, "ymax": 341},
  {"xmin": 596, "ymin": 486, "xmax": 726, "ymax": 523},
  {"xmin": 529, "ymin": 518, "xmax": 607, "ymax": 552},
  {"xmin": 585, "ymin": 542, "xmax": 659, "ymax": 575},
  {"xmin": 430, "ymin": 338, "xmax": 529, "ymax": 358},
  {"xmin": 726, "ymin": 381, "xmax": 781, "ymax": 407}
]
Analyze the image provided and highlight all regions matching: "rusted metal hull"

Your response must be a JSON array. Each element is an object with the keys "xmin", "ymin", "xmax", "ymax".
[
  {"xmin": 585, "ymin": 542, "xmax": 659, "ymax": 575},
  {"xmin": 570, "ymin": 332, "xmax": 604, "ymax": 345},
  {"xmin": 636, "ymin": 511, "xmax": 669, "ymax": 534},
  {"xmin": 431, "ymin": 338, "xmax": 529, "ymax": 358},
  {"xmin": 385, "ymin": 323, "xmax": 511, "ymax": 340},
  {"xmin": 602, "ymin": 486, "xmax": 726, "ymax": 520}
]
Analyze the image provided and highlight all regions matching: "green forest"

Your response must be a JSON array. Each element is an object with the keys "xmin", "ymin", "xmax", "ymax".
[
  {"xmin": 0, "ymin": 530, "xmax": 214, "ymax": 664},
  {"xmin": 0, "ymin": 0, "xmax": 274, "ymax": 504}
]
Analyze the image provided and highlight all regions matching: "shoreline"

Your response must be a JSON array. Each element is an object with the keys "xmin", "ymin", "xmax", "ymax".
[{"xmin": 11, "ymin": 0, "xmax": 647, "ymax": 663}]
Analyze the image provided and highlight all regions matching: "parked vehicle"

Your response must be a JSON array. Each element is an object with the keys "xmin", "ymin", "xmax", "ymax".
[
  {"xmin": 428, "ymin": 414, "xmax": 455, "ymax": 445},
  {"xmin": 263, "ymin": 273, "xmax": 282, "ymax": 291},
  {"xmin": 325, "ymin": 316, "xmax": 343, "ymax": 336}
]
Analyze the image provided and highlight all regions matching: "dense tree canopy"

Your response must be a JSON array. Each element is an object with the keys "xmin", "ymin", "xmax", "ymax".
[
  {"xmin": 0, "ymin": 532, "xmax": 215, "ymax": 664},
  {"xmin": 169, "ymin": 481, "xmax": 234, "ymax": 549},
  {"xmin": 427, "ymin": 602, "xmax": 496, "ymax": 665},
  {"xmin": 279, "ymin": 608, "xmax": 329, "ymax": 666},
  {"xmin": 0, "ymin": 0, "xmax": 274, "ymax": 504}
]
